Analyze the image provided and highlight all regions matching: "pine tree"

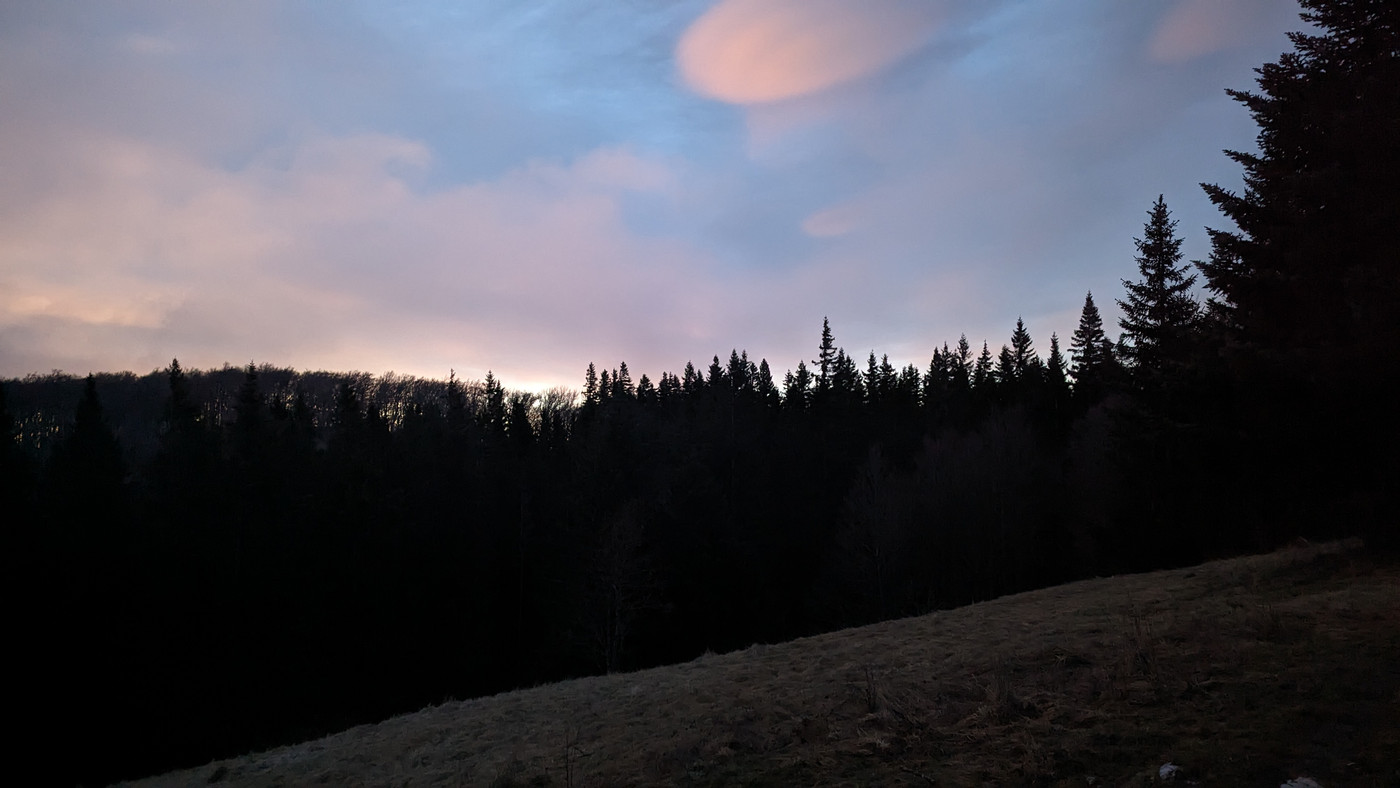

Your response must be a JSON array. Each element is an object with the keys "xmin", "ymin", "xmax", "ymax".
[
  {"xmin": 1117, "ymin": 195, "xmax": 1199, "ymax": 385},
  {"xmin": 973, "ymin": 341, "xmax": 994, "ymax": 390},
  {"xmin": 864, "ymin": 352, "xmax": 882, "ymax": 405},
  {"xmin": 706, "ymin": 355, "xmax": 727, "ymax": 389},
  {"xmin": 830, "ymin": 349, "xmax": 863, "ymax": 404},
  {"xmin": 953, "ymin": 335, "xmax": 973, "ymax": 391},
  {"xmin": 615, "ymin": 362, "xmax": 634, "ymax": 399},
  {"xmin": 1069, "ymin": 291, "xmax": 1116, "ymax": 401},
  {"xmin": 996, "ymin": 344, "xmax": 1016, "ymax": 388},
  {"xmin": 636, "ymin": 374, "xmax": 656, "ymax": 405},
  {"xmin": 1010, "ymin": 317, "xmax": 1038, "ymax": 379},
  {"xmin": 1199, "ymin": 1, "xmax": 1400, "ymax": 547},
  {"xmin": 164, "ymin": 358, "xmax": 198, "ymax": 427},
  {"xmin": 784, "ymin": 361, "xmax": 813, "ymax": 409},
  {"xmin": 657, "ymin": 372, "xmax": 679, "ymax": 404},
  {"xmin": 815, "ymin": 317, "xmax": 836, "ymax": 394},
  {"xmin": 1201, "ymin": 0, "xmax": 1399, "ymax": 378},
  {"xmin": 584, "ymin": 363, "xmax": 599, "ymax": 405},
  {"xmin": 1045, "ymin": 333, "xmax": 1070, "ymax": 412},
  {"xmin": 924, "ymin": 347, "xmax": 949, "ymax": 403},
  {"xmin": 727, "ymin": 350, "xmax": 753, "ymax": 394},
  {"xmin": 46, "ymin": 375, "xmax": 127, "ymax": 524},
  {"xmin": 682, "ymin": 361, "xmax": 703, "ymax": 393},
  {"xmin": 755, "ymin": 359, "xmax": 781, "ymax": 410}
]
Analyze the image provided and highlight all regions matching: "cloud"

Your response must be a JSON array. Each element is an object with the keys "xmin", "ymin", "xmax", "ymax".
[
  {"xmin": 677, "ymin": 0, "xmax": 943, "ymax": 104},
  {"xmin": 801, "ymin": 203, "xmax": 863, "ymax": 238},
  {"xmin": 1148, "ymin": 0, "xmax": 1297, "ymax": 63},
  {"xmin": 0, "ymin": 129, "xmax": 745, "ymax": 389}
]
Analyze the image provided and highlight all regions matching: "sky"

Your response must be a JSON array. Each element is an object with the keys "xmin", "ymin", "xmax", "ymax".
[{"xmin": 0, "ymin": 0, "xmax": 1304, "ymax": 392}]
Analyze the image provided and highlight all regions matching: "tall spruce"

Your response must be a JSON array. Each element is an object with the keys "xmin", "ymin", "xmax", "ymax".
[
  {"xmin": 1117, "ymin": 195, "xmax": 1198, "ymax": 386},
  {"xmin": 1069, "ymin": 291, "xmax": 1114, "ymax": 399},
  {"xmin": 1200, "ymin": 0, "xmax": 1399, "ymax": 378},
  {"xmin": 1199, "ymin": 0, "xmax": 1400, "ymax": 547},
  {"xmin": 815, "ymin": 317, "xmax": 837, "ymax": 394}
]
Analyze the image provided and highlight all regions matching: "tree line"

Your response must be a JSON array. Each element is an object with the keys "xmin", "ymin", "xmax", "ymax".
[{"xmin": 5, "ymin": 1, "xmax": 1394, "ymax": 784}]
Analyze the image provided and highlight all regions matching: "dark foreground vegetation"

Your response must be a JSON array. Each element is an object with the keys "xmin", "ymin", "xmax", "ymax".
[
  {"xmin": 122, "ymin": 541, "xmax": 1400, "ymax": 787},
  {"xmin": 4, "ymin": 2, "xmax": 1395, "ymax": 784}
]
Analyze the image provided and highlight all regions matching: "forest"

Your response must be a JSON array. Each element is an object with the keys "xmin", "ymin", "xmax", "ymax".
[{"xmin": 4, "ymin": 2, "xmax": 1395, "ymax": 785}]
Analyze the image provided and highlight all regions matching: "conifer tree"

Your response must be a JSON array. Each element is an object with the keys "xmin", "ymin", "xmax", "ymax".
[
  {"xmin": 1045, "ymin": 333, "xmax": 1071, "ymax": 412},
  {"xmin": 46, "ymin": 375, "xmax": 127, "ymax": 526},
  {"xmin": 164, "ymin": 358, "xmax": 198, "ymax": 427},
  {"xmin": 681, "ymin": 361, "xmax": 703, "ymax": 393},
  {"xmin": 706, "ymin": 355, "xmax": 727, "ymax": 389},
  {"xmin": 657, "ymin": 372, "xmax": 678, "ymax": 404},
  {"xmin": 615, "ymin": 362, "xmax": 634, "ymax": 399},
  {"xmin": 996, "ymin": 345, "xmax": 1016, "ymax": 388},
  {"xmin": 973, "ymin": 341, "xmax": 994, "ymax": 390},
  {"xmin": 727, "ymin": 350, "xmax": 753, "ymax": 394},
  {"xmin": 1069, "ymin": 292, "xmax": 1116, "ymax": 401},
  {"xmin": 755, "ymin": 360, "xmax": 781, "ymax": 410},
  {"xmin": 583, "ymin": 363, "xmax": 599, "ymax": 405},
  {"xmin": 953, "ymin": 335, "xmax": 973, "ymax": 391},
  {"xmin": 1117, "ymin": 195, "xmax": 1199, "ymax": 385},
  {"xmin": 636, "ymin": 374, "xmax": 656, "ymax": 405},
  {"xmin": 924, "ymin": 347, "xmax": 949, "ymax": 403},
  {"xmin": 1200, "ymin": 0, "xmax": 1399, "ymax": 376},
  {"xmin": 1010, "ymin": 317, "xmax": 1038, "ymax": 379},
  {"xmin": 784, "ymin": 361, "xmax": 813, "ymax": 409},
  {"xmin": 815, "ymin": 317, "xmax": 837, "ymax": 393},
  {"xmin": 1198, "ymin": 0, "xmax": 1400, "ymax": 546}
]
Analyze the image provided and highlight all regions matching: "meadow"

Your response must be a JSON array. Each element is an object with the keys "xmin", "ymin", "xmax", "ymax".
[{"xmin": 124, "ymin": 540, "xmax": 1399, "ymax": 787}]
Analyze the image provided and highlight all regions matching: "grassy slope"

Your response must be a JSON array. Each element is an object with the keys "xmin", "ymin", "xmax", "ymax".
[{"xmin": 125, "ymin": 541, "xmax": 1400, "ymax": 787}]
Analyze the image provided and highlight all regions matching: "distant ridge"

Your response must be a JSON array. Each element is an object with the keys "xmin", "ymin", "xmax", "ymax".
[{"xmin": 124, "ymin": 541, "xmax": 1400, "ymax": 787}]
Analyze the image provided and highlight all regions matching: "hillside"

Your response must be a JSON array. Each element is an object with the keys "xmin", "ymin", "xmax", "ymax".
[{"xmin": 124, "ymin": 541, "xmax": 1399, "ymax": 787}]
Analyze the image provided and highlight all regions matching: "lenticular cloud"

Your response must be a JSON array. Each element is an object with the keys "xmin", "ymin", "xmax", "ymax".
[{"xmin": 677, "ymin": 0, "xmax": 942, "ymax": 105}]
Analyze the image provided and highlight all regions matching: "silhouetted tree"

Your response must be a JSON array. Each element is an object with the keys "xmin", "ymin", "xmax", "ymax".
[
  {"xmin": 1199, "ymin": 0, "xmax": 1400, "ymax": 546},
  {"xmin": 1069, "ymin": 292, "xmax": 1115, "ymax": 402},
  {"xmin": 1117, "ymin": 196, "xmax": 1199, "ymax": 390},
  {"xmin": 815, "ymin": 317, "xmax": 836, "ymax": 394},
  {"xmin": 784, "ymin": 361, "xmax": 813, "ymax": 409}
]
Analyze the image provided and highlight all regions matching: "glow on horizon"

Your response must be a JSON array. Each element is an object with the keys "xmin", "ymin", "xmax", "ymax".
[{"xmin": 0, "ymin": 1, "xmax": 1305, "ymax": 391}]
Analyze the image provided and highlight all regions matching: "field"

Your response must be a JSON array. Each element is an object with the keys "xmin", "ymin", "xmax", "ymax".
[{"xmin": 125, "ymin": 541, "xmax": 1400, "ymax": 787}]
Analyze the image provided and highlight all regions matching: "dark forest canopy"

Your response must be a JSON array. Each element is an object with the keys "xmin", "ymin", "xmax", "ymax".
[{"xmin": 7, "ymin": 2, "xmax": 1396, "ymax": 785}]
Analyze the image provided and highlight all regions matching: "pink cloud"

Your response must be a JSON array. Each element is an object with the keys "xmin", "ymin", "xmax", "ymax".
[
  {"xmin": 677, "ymin": 0, "xmax": 943, "ymax": 105},
  {"xmin": 1148, "ymin": 0, "xmax": 1295, "ymax": 64},
  {"xmin": 0, "ymin": 131, "xmax": 755, "ymax": 389}
]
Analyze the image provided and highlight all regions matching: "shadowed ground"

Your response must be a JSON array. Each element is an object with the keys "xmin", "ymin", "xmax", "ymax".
[{"xmin": 124, "ymin": 540, "xmax": 1400, "ymax": 787}]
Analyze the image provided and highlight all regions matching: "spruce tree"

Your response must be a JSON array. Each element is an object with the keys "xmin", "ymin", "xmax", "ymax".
[
  {"xmin": 1199, "ymin": 0, "xmax": 1400, "ymax": 546},
  {"xmin": 1009, "ymin": 317, "xmax": 1038, "ymax": 379},
  {"xmin": 1069, "ymin": 291, "xmax": 1116, "ymax": 400},
  {"xmin": 636, "ymin": 374, "xmax": 656, "ymax": 405},
  {"xmin": 1201, "ymin": 0, "xmax": 1399, "ymax": 372},
  {"xmin": 755, "ymin": 359, "xmax": 781, "ymax": 410},
  {"xmin": 973, "ymin": 341, "xmax": 994, "ymax": 390},
  {"xmin": 815, "ymin": 317, "xmax": 837, "ymax": 393},
  {"xmin": 953, "ymin": 335, "xmax": 973, "ymax": 391},
  {"xmin": 1117, "ymin": 195, "xmax": 1199, "ymax": 386},
  {"xmin": 996, "ymin": 345, "xmax": 1016, "ymax": 391},
  {"xmin": 615, "ymin": 362, "xmax": 634, "ymax": 399},
  {"xmin": 784, "ymin": 361, "xmax": 812, "ymax": 409},
  {"xmin": 583, "ymin": 363, "xmax": 599, "ymax": 405}
]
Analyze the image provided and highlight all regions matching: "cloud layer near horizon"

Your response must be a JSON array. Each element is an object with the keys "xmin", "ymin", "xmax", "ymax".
[{"xmin": 1, "ymin": 0, "xmax": 1302, "ymax": 391}]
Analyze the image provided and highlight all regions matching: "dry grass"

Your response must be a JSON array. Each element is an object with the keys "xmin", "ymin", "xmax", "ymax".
[{"xmin": 124, "ymin": 540, "xmax": 1400, "ymax": 787}]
